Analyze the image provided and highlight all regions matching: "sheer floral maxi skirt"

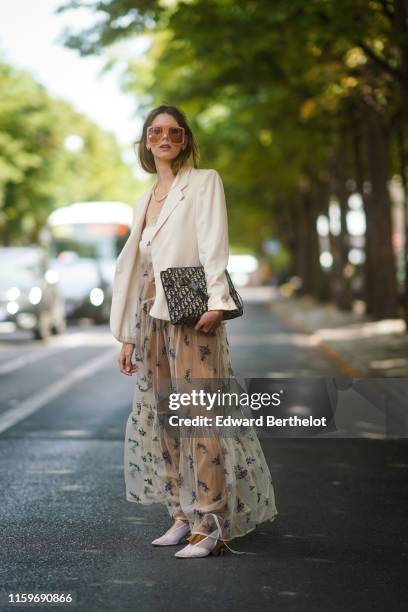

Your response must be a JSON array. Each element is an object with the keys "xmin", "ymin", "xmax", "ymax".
[{"xmin": 124, "ymin": 267, "xmax": 278, "ymax": 542}]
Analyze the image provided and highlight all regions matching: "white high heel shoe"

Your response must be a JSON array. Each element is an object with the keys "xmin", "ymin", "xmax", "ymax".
[
  {"xmin": 174, "ymin": 529, "xmax": 224, "ymax": 558},
  {"xmin": 151, "ymin": 520, "xmax": 190, "ymax": 546},
  {"xmin": 174, "ymin": 513, "xmax": 256, "ymax": 558}
]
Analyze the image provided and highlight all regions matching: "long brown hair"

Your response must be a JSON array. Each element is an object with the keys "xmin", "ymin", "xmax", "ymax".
[{"xmin": 135, "ymin": 105, "xmax": 200, "ymax": 175}]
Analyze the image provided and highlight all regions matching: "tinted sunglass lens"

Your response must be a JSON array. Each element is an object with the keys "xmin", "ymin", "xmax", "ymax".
[
  {"xmin": 148, "ymin": 127, "xmax": 162, "ymax": 142},
  {"xmin": 169, "ymin": 128, "xmax": 183, "ymax": 143}
]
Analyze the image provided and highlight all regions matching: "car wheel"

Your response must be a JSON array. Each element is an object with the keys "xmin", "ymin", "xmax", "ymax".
[
  {"xmin": 51, "ymin": 319, "xmax": 66, "ymax": 335},
  {"xmin": 34, "ymin": 315, "xmax": 51, "ymax": 340}
]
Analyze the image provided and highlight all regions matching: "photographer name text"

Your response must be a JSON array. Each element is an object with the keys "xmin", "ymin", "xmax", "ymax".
[{"xmin": 168, "ymin": 415, "xmax": 327, "ymax": 428}]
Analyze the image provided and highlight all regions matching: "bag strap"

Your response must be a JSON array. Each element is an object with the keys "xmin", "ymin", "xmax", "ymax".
[{"xmin": 225, "ymin": 269, "xmax": 244, "ymax": 310}]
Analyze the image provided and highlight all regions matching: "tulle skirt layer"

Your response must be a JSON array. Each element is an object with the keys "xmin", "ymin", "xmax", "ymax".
[{"xmin": 124, "ymin": 294, "xmax": 278, "ymax": 541}]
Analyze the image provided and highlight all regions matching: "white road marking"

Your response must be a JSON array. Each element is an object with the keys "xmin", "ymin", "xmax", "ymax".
[
  {"xmin": 0, "ymin": 345, "xmax": 69, "ymax": 375},
  {"xmin": 0, "ymin": 348, "xmax": 117, "ymax": 434},
  {"xmin": 0, "ymin": 330, "xmax": 117, "ymax": 375}
]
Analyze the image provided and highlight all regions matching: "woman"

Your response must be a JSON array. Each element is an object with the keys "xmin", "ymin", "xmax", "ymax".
[{"xmin": 110, "ymin": 104, "xmax": 278, "ymax": 559}]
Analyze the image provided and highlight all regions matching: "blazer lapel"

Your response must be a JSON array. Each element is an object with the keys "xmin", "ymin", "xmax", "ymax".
[
  {"xmin": 148, "ymin": 165, "xmax": 193, "ymax": 241},
  {"xmin": 117, "ymin": 165, "xmax": 193, "ymax": 270}
]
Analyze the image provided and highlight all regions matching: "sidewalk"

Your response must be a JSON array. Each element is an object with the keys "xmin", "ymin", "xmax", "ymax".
[
  {"xmin": 270, "ymin": 294, "xmax": 408, "ymax": 377},
  {"xmin": 270, "ymin": 294, "xmax": 408, "ymax": 435}
]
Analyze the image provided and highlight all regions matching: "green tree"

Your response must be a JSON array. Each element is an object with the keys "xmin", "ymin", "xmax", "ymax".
[
  {"xmin": 57, "ymin": 0, "xmax": 408, "ymax": 320},
  {"xmin": 0, "ymin": 60, "xmax": 140, "ymax": 244}
]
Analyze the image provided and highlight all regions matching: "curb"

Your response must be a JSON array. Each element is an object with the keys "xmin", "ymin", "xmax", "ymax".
[
  {"xmin": 271, "ymin": 303, "xmax": 367, "ymax": 378},
  {"xmin": 271, "ymin": 301, "xmax": 408, "ymax": 435}
]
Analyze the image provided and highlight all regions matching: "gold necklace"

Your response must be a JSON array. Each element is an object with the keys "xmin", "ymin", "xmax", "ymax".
[{"xmin": 153, "ymin": 182, "xmax": 170, "ymax": 202}]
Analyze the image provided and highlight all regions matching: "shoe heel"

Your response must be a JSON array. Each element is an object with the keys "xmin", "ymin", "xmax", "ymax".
[{"xmin": 211, "ymin": 541, "xmax": 226, "ymax": 556}]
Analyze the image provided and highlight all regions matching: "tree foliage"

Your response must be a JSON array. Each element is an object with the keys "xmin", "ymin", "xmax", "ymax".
[
  {"xmin": 50, "ymin": 1, "xmax": 408, "ymax": 315},
  {"xmin": 0, "ymin": 60, "xmax": 139, "ymax": 244}
]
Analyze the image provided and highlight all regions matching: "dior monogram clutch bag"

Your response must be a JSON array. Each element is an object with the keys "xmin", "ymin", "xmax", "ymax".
[{"xmin": 160, "ymin": 266, "xmax": 244, "ymax": 326}]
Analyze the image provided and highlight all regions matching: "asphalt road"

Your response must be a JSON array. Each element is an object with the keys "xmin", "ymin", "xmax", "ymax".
[{"xmin": 1, "ymin": 290, "xmax": 407, "ymax": 611}]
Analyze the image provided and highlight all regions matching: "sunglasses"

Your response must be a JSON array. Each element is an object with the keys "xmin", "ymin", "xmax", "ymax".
[{"xmin": 146, "ymin": 125, "xmax": 185, "ymax": 144}]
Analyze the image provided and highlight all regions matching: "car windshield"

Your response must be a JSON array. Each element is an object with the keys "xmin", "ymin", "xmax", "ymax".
[{"xmin": 0, "ymin": 251, "xmax": 44, "ymax": 284}]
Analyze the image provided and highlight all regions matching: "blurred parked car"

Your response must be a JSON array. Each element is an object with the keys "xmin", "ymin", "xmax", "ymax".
[
  {"xmin": 50, "ymin": 252, "xmax": 111, "ymax": 323},
  {"xmin": 228, "ymin": 254, "xmax": 259, "ymax": 287},
  {"xmin": 0, "ymin": 246, "xmax": 66, "ymax": 339}
]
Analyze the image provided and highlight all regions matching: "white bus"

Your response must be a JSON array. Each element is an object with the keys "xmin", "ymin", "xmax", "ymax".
[{"xmin": 47, "ymin": 201, "xmax": 132, "ymax": 322}]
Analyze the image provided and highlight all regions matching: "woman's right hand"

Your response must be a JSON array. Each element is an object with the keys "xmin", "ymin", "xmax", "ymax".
[{"xmin": 118, "ymin": 342, "xmax": 138, "ymax": 376}]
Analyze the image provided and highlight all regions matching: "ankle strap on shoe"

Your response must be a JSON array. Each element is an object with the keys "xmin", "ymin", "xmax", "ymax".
[{"xmin": 208, "ymin": 513, "xmax": 257, "ymax": 556}]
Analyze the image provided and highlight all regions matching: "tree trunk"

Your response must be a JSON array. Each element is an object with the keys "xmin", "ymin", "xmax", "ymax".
[
  {"xmin": 297, "ymin": 187, "xmax": 329, "ymax": 300},
  {"xmin": 363, "ymin": 104, "xmax": 399, "ymax": 318},
  {"xmin": 328, "ymin": 143, "xmax": 353, "ymax": 310},
  {"xmin": 395, "ymin": 119, "xmax": 408, "ymax": 321}
]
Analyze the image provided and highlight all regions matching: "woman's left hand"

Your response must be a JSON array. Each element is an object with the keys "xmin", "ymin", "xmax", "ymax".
[{"xmin": 194, "ymin": 310, "xmax": 223, "ymax": 335}]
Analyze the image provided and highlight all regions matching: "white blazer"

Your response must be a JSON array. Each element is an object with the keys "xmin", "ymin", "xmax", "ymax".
[{"xmin": 109, "ymin": 164, "xmax": 238, "ymax": 343}]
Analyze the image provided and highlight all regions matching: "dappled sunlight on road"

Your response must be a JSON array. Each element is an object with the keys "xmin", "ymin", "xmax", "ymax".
[{"xmin": 317, "ymin": 319, "xmax": 406, "ymax": 341}]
